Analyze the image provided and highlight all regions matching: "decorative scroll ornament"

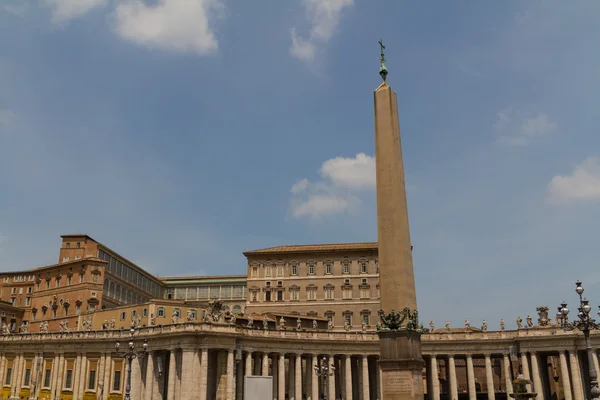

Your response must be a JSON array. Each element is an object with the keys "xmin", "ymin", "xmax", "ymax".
[{"xmin": 376, "ymin": 306, "xmax": 428, "ymax": 333}]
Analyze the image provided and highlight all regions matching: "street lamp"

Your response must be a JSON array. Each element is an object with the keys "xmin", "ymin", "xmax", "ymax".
[
  {"xmin": 115, "ymin": 328, "xmax": 148, "ymax": 400},
  {"xmin": 313, "ymin": 356, "xmax": 335, "ymax": 400},
  {"xmin": 558, "ymin": 280, "xmax": 600, "ymax": 400}
]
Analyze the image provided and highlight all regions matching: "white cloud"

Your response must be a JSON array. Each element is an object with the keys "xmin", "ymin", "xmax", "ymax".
[
  {"xmin": 290, "ymin": 29, "xmax": 315, "ymax": 63},
  {"xmin": 290, "ymin": 0, "xmax": 353, "ymax": 63},
  {"xmin": 113, "ymin": 0, "xmax": 223, "ymax": 55},
  {"xmin": 44, "ymin": 0, "xmax": 107, "ymax": 23},
  {"xmin": 290, "ymin": 152, "xmax": 375, "ymax": 219},
  {"xmin": 495, "ymin": 109, "xmax": 557, "ymax": 146},
  {"xmin": 547, "ymin": 157, "xmax": 600, "ymax": 205}
]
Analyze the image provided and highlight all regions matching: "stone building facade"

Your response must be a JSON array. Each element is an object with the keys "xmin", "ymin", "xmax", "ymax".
[{"xmin": 244, "ymin": 243, "xmax": 380, "ymax": 330}]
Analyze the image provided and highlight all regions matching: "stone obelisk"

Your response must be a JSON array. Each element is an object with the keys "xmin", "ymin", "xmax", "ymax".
[{"xmin": 374, "ymin": 40, "xmax": 424, "ymax": 400}]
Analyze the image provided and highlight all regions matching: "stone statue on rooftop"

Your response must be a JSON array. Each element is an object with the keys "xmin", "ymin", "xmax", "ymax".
[
  {"xmin": 500, "ymin": 319, "xmax": 505, "ymax": 331},
  {"xmin": 481, "ymin": 320, "xmax": 487, "ymax": 332},
  {"xmin": 263, "ymin": 316, "xmax": 269, "ymax": 330},
  {"xmin": 464, "ymin": 319, "xmax": 471, "ymax": 330},
  {"xmin": 526, "ymin": 315, "xmax": 533, "ymax": 328},
  {"xmin": 516, "ymin": 316, "xmax": 523, "ymax": 329},
  {"xmin": 446, "ymin": 320, "xmax": 451, "ymax": 332},
  {"xmin": 279, "ymin": 316, "xmax": 286, "ymax": 330},
  {"xmin": 247, "ymin": 314, "xmax": 254, "ymax": 329},
  {"xmin": 312, "ymin": 319, "xmax": 317, "ymax": 330},
  {"xmin": 429, "ymin": 320, "xmax": 435, "ymax": 331},
  {"xmin": 297, "ymin": 318, "xmax": 302, "ymax": 330}
]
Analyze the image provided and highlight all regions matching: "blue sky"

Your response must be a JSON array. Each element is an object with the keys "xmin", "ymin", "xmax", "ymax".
[{"xmin": 2, "ymin": 0, "xmax": 600, "ymax": 330}]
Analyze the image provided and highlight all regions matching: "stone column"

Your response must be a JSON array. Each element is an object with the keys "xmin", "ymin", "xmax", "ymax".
[
  {"xmin": 466, "ymin": 354, "xmax": 477, "ymax": 400},
  {"xmin": 12, "ymin": 353, "xmax": 23, "ymax": 396},
  {"xmin": 262, "ymin": 353, "xmax": 270, "ymax": 377},
  {"xmin": 145, "ymin": 351, "xmax": 155, "ymax": 400},
  {"xmin": 97, "ymin": 353, "xmax": 105, "ymax": 399},
  {"xmin": 79, "ymin": 352, "xmax": 88, "ymax": 397},
  {"xmin": 430, "ymin": 356, "xmax": 440, "ymax": 400},
  {"xmin": 345, "ymin": 355, "xmax": 353, "ymax": 400},
  {"xmin": 245, "ymin": 352, "xmax": 253, "ymax": 377},
  {"xmin": 449, "ymin": 355, "xmax": 458, "ymax": 400},
  {"xmin": 362, "ymin": 355, "xmax": 370, "ymax": 400},
  {"xmin": 199, "ymin": 348, "xmax": 209, "ymax": 400},
  {"xmin": 226, "ymin": 349, "xmax": 235, "ymax": 400},
  {"xmin": 559, "ymin": 351, "xmax": 572, "ymax": 400},
  {"xmin": 530, "ymin": 353, "xmax": 544, "ymax": 400},
  {"xmin": 56, "ymin": 353, "xmax": 65, "ymax": 396},
  {"xmin": 329, "ymin": 354, "xmax": 336, "ymax": 400},
  {"xmin": 592, "ymin": 351, "xmax": 600, "ymax": 386},
  {"xmin": 51, "ymin": 353, "xmax": 60, "ymax": 397},
  {"xmin": 279, "ymin": 354, "xmax": 286, "ymax": 400},
  {"xmin": 503, "ymin": 354, "xmax": 513, "ymax": 396},
  {"xmin": 289, "ymin": 354, "xmax": 296, "ymax": 400},
  {"xmin": 167, "ymin": 350, "xmax": 177, "ymax": 400},
  {"xmin": 522, "ymin": 353, "xmax": 531, "ymax": 392},
  {"xmin": 311, "ymin": 355, "xmax": 318, "ymax": 400},
  {"xmin": 568, "ymin": 351, "xmax": 584, "ymax": 400},
  {"xmin": 178, "ymin": 350, "xmax": 194, "ymax": 400},
  {"xmin": 72, "ymin": 354, "xmax": 81, "ymax": 395},
  {"xmin": 130, "ymin": 357, "xmax": 143, "ymax": 400},
  {"xmin": 296, "ymin": 354, "xmax": 302, "ymax": 400},
  {"xmin": 484, "ymin": 354, "xmax": 496, "ymax": 400},
  {"xmin": 102, "ymin": 352, "xmax": 112, "ymax": 400},
  {"xmin": 272, "ymin": 353, "xmax": 278, "ymax": 400}
]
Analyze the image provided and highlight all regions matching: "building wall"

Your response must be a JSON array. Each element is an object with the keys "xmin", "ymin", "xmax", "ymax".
[{"xmin": 245, "ymin": 246, "xmax": 380, "ymax": 330}]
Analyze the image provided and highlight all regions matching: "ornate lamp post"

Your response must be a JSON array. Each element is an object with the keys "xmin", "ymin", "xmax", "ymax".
[
  {"xmin": 313, "ymin": 356, "xmax": 335, "ymax": 400},
  {"xmin": 558, "ymin": 280, "xmax": 600, "ymax": 400},
  {"xmin": 115, "ymin": 328, "xmax": 148, "ymax": 400}
]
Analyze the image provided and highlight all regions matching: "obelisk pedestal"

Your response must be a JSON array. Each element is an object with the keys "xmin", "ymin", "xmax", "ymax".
[{"xmin": 374, "ymin": 41, "xmax": 425, "ymax": 400}]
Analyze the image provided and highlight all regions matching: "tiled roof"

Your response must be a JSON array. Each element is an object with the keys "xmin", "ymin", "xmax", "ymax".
[{"xmin": 244, "ymin": 242, "xmax": 378, "ymax": 256}]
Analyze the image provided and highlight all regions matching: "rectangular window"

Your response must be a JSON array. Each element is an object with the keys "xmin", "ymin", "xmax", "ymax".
[
  {"xmin": 23, "ymin": 368, "xmax": 31, "ymax": 387},
  {"xmin": 66, "ymin": 242, "xmax": 71, "ymax": 248},
  {"xmin": 120, "ymin": 312, "xmax": 126, "ymax": 321},
  {"xmin": 291, "ymin": 290, "xmax": 299, "ymax": 301},
  {"xmin": 276, "ymin": 265, "xmax": 284, "ymax": 277},
  {"xmin": 265, "ymin": 291, "xmax": 271, "ymax": 302},
  {"xmin": 265, "ymin": 266, "xmax": 272, "ymax": 278},
  {"xmin": 325, "ymin": 263, "xmax": 332, "ymax": 274},
  {"xmin": 345, "ymin": 315, "xmax": 352, "ymax": 326},
  {"xmin": 112, "ymin": 370, "xmax": 121, "ymax": 391},
  {"xmin": 343, "ymin": 289, "xmax": 352, "ymax": 299},
  {"xmin": 343, "ymin": 263, "xmax": 350, "ymax": 274},
  {"xmin": 325, "ymin": 288, "xmax": 334, "ymax": 300},
  {"xmin": 277, "ymin": 291, "xmax": 283, "ymax": 301},
  {"xmin": 308, "ymin": 264, "xmax": 315, "ymax": 275},
  {"xmin": 198, "ymin": 286, "xmax": 209, "ymax": 298},
  {"xmin": 251, "ymin": 267, "xmax": 258, "ymax": 278},
  {"xmin": 65, "ymin": 369, "xmax": 73, "ymax": 389},
  {"xmin": 308, "ymin": 289, "xmax": 316, "ymax": 301},
  {"xmin": 27, "ymin": 287, "xmax": 32, "ymax": 294},
  {"xmin": 251, "ymin": 292, "xmax": 258, "ymax": 302},
  {"xmin": 11, "ymin": 288, "xmax": 16, "ymax": 294},
  {"xmin": 25, "ymin": 297, "xmax": 31, "ymax": 306},
  {"xmin": 174, "ymin": 308, "xmax": 181, "ymax": 318},
  {"xmin": 44, "ymin": 368, "xmax": 52, "ymax": 388},
  {"xmin": 157, "ymin": 307, "xmax": 165, "ymax": 317},
  {"xmin": 143, "ymin": 308, "xmax": 148, "ymax": 317},
  {"xmin": 360, "ymin": 262, "xmax": 368, "ymax": 273},
  {"xmin": 4, "ymin": 368, "xmax": 11, "ymax": 385},
  {"xmin": 362, "ymin": 314, "xmax": 369, "ymax": 325},
  {"xmin": 76, "ymin": 242, "xmax": 80, "ymax": 248},
  {"xmin": 360, "ymin": 288, "xmax": 369, "ymax": 299},
  {"xmin": 291, "ymin": 264, "xmax": 297, "ymax": 275},
  {"xmin": 88, "ymin": 370, "xmax": 96, "ymax": 390}
]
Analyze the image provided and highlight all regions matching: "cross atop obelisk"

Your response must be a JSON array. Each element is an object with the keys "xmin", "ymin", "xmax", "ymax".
[
  {"xmin": 378, "ymin": 39, "xmax": 388, "ymax": 82},
  {"xmin": 374, "ymin": 40, "xmax": 424, "ymax": 400}
]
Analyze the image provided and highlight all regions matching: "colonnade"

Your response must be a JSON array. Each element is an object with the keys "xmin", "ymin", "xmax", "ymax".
[
  {"xmin": 0, "ymin": 323, "xmax": 599, "ymax": 400},
  {"xmin": 137, "ymin": 348, "xmax": 381, "ymax": 400}
]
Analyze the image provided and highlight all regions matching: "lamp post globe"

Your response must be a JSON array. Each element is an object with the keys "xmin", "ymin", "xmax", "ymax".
[{"xmin": 558, "ymin": 281, "xmax": 600, "ymax": 400}]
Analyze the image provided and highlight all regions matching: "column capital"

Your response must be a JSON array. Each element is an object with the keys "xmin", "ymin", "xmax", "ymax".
[{"xmin": 466, "ymin": 353, "xmax": 473, "ymax": 359}]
